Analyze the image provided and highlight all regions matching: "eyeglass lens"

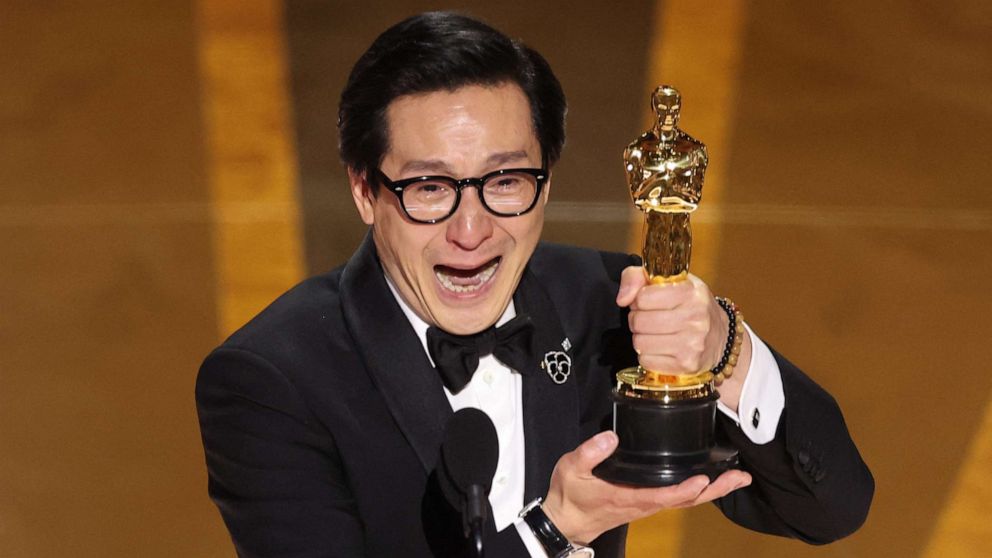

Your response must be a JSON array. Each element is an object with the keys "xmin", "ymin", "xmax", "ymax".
[{"xmin": 402, "ymin": 172, "xmax": 538, "ymax": 221}]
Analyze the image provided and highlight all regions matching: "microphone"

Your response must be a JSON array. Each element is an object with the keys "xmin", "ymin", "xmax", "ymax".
[{"xmin": 440, "ymin": 408, "xmax": 500, "ymax": 558}]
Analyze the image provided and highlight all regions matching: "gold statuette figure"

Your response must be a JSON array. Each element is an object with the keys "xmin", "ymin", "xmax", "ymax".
[
  {"xmin": 621, "ymin": 85, "xmax": 711, "ymax": 394},
  {"xmin": 593, "ymin": 85, "xmax": 738, "ymax": 486}
]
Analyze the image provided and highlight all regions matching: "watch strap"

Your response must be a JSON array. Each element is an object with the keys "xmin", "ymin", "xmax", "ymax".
[{"xmin": 519, "ymin": 498, "xmax": 573, "ymax": 558}]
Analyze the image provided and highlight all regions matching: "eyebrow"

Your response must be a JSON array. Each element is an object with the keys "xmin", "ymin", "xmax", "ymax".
[
  {"xmin": 486, "ymin": 150, "xmax": 530, "ymax": 168},
  {"xmin": 397, "ymin": 150, "xmax": 533, "ymax": 176}
]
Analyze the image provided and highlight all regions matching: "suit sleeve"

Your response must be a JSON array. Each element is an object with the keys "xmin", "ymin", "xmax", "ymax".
[
  {"xmin": 590, "ymin": 248, "xmax": 872, "ymax": 545},
  {"xmin": 713, "ymin": 348, "xmax": 874, "ymax": 544},
  {"xmin": 196, "ymin": 347, "xmax": 366, "ymax": 557}
]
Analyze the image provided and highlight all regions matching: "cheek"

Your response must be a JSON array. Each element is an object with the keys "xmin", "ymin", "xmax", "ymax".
[
  {"xmin": 376, "ymin": 210, "xmax": 440, "ymax": 274},
  {"xmin": 514, "ymin": 213, "xmax": 545, "ymax": 247},
  {"xmin": 496, "ymin": 217, "xmax": 543, "ymax": 279}
]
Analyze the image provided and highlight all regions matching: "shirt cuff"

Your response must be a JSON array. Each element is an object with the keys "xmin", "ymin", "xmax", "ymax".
[
  {"xmin": 514, "ymin": 517, "xmax": 551, "ymax": 557},
  {"xmin": 716, "ymin": 322, "xmax": 784, "ymax": 445}
]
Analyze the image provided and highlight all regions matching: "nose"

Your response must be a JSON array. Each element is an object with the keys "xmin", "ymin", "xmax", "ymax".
[{"xmin": 445, "ymin": 187, "xmax": 493, "ymax": 251}]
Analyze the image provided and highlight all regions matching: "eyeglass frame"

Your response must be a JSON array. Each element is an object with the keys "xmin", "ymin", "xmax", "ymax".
[{"xmin": 374, "ymin": 164, "xmax": 550, "ymax": 224}]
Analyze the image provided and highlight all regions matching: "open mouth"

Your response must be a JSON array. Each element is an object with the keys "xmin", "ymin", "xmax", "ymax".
[{"xmin": 434, "ymin": 257, "xmax": 501, "ymax": 294}]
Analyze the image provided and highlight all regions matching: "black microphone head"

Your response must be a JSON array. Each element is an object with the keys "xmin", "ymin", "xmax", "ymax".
[{"xmin": 441, "ymin": 408, "xmax": 499, "ymax": 495}]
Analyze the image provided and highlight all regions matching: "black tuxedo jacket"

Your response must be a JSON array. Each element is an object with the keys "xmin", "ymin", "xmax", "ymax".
[{"xmin": 196, "ymin": 235, "xmax": 873, "ymax": 557}]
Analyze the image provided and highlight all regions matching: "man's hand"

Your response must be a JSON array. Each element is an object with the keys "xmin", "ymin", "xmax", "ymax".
[
  {"xmin": 616, "ymin": 266, "xmax": 752, "ymax": 411},
  {"xmin": 542, "ymin": 431, "xmax": 752, "ymax": 545},
  {"xmin": 616, "ymin": 266, "xmax": 728, "ymax": 374}
]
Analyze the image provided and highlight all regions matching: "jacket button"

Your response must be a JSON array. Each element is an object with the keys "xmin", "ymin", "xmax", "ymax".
[{"xmin": 797, "ymin": 449, "xmax": 811, "ymax": 466}]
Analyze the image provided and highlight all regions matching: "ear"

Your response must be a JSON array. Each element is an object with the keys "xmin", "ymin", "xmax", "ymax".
[
  {"xmin": 349, "ymin": 168, "xmax": 376, "ymax": 225},
  {"xmin": 540, "ymin": 172, "xmax": 552, "ymax": 206}
]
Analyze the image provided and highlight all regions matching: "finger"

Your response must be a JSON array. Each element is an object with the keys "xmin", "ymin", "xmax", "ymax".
[
  {"xmin": 613, "ymin": 475, "xmax": 708, "ymax": 507},
  {"xmin": 715, "ymin": 469, "xmax": 752, "ymax": 488},
  {"xmin": 616, "ymin": 266, "xmax": 648, "ymax": 307},
  {"xmin": 686, "ymin": 273, "xmax": 714, "ymax": 298},
  {"xmin": 570, "ymin": 431, "xmax": 619, "ymax": 474},
  {"xmin": 627, "ymin": 307, "xmax": 691, "ymax": 335},
  {"xmin": 637, "ymin": 330, "xmax": 704, "ymax": 354},
  {"xmin": 630, "ymin": 280, "xmax": 694, "ymax": 311},
  {"xmin": 637, "ymin": 354, "xmax": 708, "ymax": 375},
  {"xmin": 632, "ymin": 332, "xmax": 707, "ymax": 372},
  {"xmin": 677, "ymin": 471, "xmax": 752, "ymax": 507},
  {"xmin": 643, "ymin": 475, "xmax": 711, "ymax": 508},
  {"xmin": 631, "ymin": 332, "xmax": 679, "ymax": 355}
]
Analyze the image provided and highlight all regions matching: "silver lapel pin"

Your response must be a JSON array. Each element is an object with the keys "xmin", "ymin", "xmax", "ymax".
[{"xmin": 541, "ymin": 351, "xmax": 572, "ymax": 385}]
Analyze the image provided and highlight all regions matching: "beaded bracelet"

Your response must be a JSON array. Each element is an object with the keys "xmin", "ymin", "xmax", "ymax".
[{"xmin": 711, "ymin": 297, "xmax": 744, "ymax": 386}]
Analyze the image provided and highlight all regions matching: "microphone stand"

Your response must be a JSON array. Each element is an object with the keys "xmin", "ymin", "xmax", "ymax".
[{"xmin": 465, "ymin": 484, "xmax": 487, "ymax": 558}]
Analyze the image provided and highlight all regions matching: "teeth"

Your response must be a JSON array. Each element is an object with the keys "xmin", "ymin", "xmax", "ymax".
[{"xmin": 435, "ymin": 259, "xmax": 499, "ymax": 293}]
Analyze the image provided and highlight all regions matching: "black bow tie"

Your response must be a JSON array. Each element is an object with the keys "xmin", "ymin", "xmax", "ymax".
[{"xmin": 426, "ymin": 315, "xmax": 535, "ymax": 394}]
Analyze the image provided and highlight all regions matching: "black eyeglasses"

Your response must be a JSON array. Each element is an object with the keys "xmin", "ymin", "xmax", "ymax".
[{"xmin": 375, "ymin": 166, "xmax": 549, "ymax": 224}]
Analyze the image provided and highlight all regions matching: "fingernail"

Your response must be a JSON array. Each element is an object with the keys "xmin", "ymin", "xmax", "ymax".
[
  {"xmin": 616, "ymin": 284, "xmax": 631, "ymax": 303},
  {"xmin": 594, "ymin": 431, "xmax": 615, "ymax": 451}
]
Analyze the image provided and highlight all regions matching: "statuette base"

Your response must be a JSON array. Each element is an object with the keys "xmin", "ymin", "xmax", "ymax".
[
  {"xmin": 593, "ymin": 367, "xmax": 739, "ymax": 486},
  {"xmin": 594, "ymin": 445, "xmax": 738, "ymax": 487}
]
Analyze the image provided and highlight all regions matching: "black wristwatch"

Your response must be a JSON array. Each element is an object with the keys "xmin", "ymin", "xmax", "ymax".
[{"xmin": 519, "ymin": 498, "xmax": 594, "ymax": 558}]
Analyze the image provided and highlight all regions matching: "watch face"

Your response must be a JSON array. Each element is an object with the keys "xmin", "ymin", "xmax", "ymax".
[{"xmin": 569, "ymin": 548, "xmax": 595, "ymax": 558}]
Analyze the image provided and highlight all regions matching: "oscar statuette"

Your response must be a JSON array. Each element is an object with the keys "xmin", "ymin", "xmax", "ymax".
[{"xmin": 593, "ymin": 85, "xmax": 739, "ymax": 486}]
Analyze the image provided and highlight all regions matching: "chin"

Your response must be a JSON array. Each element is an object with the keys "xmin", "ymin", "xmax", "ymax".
[
  {"xmin": 434, "ymin": 296, "xmax": 508, "ymax": 335},
  {"xmin": 437, "ymin": 309, "xmax": 499, "ymax": 335}
]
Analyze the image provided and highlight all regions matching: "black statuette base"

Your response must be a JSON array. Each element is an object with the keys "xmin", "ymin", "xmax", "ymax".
[
  {"xmin": 594, "ymin": 446, "xmax": 738, "ymax": 486},
  {"xmin": 592, "ymin": 387, "xmax": 739, "ymax": 487}
]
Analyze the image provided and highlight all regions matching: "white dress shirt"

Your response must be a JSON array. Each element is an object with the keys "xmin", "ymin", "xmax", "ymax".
[{"xmin": 386, "ymin": 277, "xmax": 784, "ymax": 555}]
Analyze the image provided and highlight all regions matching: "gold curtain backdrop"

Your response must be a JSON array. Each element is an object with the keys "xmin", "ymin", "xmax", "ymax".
[{"xmin": 1, "ymin": 1, "xmax": 990, "ymax": 556}]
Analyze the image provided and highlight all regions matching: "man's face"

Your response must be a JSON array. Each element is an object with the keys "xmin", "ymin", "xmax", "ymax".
[{"xmin": 350, "ymin": 83, "xmax": 549, "ymax": 335}]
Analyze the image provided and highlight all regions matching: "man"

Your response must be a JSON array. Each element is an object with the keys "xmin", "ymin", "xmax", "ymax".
[{"xmin": 196, "ymin": 11, "xmax": 873, "ymax": 557}]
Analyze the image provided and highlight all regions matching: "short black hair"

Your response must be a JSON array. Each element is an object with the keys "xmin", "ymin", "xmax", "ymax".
[{"xmin": 338, "ymin": 11, "xmax": 567, "ymax": 181}]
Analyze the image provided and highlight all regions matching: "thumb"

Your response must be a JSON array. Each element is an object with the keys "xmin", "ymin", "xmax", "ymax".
[
  {"xmin": 573, "ymin": 431, "xmax": 619, "ymax": 472},
  {"xmin": 616, "ymin": 265, "xmax": 648, "ymax": 307}
]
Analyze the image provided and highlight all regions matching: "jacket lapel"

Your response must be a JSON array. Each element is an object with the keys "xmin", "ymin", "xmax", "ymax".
[
  {"xmin": 339, "ymin": 233, "xmax": 452, "ymax": 472},
  {"xmin": 514, "ymin": 267, "xmax": 581, "ymax": 500},
  {"xmin": 338, "ymin": 234, "xmax": 582, "ymax": 489}
]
